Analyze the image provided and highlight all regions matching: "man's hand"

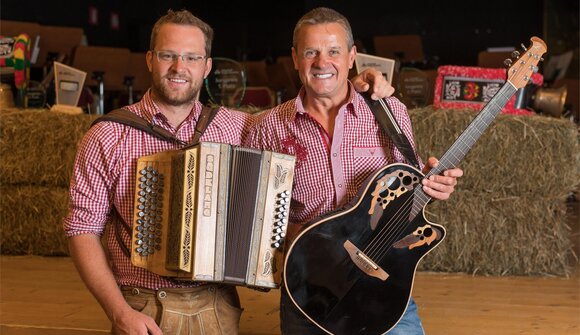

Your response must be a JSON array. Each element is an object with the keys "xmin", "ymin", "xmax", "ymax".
[
  {"xmin": 421, "ymin": 157, "xmax": 463, "ymax": 201},
  {"xmin": 351, "ymin": 68, "xmax": 395, "ymax": 100},
  {"xmin": 111, "ymin": 307, "xmax": 162, "ymax": 335}
]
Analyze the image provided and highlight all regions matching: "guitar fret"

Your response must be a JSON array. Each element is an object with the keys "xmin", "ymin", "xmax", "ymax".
[
  {"xmin": 416, "ymin": 83, "xmax": 518, "ymax": 216},
  {"xmin": 432, "ymin": 84, "xmax": 517, "ymax": 175}
]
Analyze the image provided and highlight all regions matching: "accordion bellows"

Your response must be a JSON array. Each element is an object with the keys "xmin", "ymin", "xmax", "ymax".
[{"xmin": 131, "ymin": 142, "xmax": 295, "ymax": 289}]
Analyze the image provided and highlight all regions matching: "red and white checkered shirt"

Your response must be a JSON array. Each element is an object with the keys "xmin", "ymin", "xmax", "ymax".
[
  {"xmin": 246, "ymin": 83, "xmax": 422, "ymax": 228},
  {"xmin": 63, "ymin": 90, "xmax": 254, "ymax": 289}
]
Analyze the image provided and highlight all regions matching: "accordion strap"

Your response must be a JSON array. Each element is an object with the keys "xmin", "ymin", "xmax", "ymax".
[
  {"xmin": 90, "ymin": 105, "xmax": 220, "ymax": 258},
  {"xmin": 187, "ymin": 106, "xmax": 219, "ymax": 148},
  {"xmin": 362, "ymin": 92, "xmax": 421, "ymax": 170},
  {"xmin": 91, "ymin": 108, "xmax": 187, "ymax": 145},
  {"xmin": 112, "ymin": 208, "xmax": 132, "ymax": 258}
]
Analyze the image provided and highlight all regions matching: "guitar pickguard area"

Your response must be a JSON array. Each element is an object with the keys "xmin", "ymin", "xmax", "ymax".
[
  {"xmin": 392, "ymin": 224, "xmax": 442, "ymax": 250},
  {"xmin": 368, "ymin": 169, "xmax": 420, "ymax": 216},
  {"xmin": 367, "ymin": 169, "xmax": 421, "ymax": 230}
]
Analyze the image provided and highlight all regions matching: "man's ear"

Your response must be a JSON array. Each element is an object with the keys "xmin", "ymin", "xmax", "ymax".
[
  {"xmin": 203, "ymin": 57, "xmax": 213, "ymax": 79},
  {"xmin": 349, "ymin": 45, "xmax": 357, "ymax": 70},
  {"xmin": 146, "ymin": 51, "xmax": 153, "ymax": 72},
  {"xmin": 291, "ymin": 47, "xmax": 299, "ymax": 71}
]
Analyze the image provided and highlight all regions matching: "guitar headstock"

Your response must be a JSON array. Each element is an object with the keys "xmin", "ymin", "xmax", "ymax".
[{"xmin": 506, "ymin": 36, "xmax": 547, "ymax": 89}]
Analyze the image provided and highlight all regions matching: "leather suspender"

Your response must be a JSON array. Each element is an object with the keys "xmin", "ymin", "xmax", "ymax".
[
  {"xmin": 90, "ymin": 105, "xmax": 219, "ymax": 257},
  {"xmin": 185, "ymin": 106, "xmax": 219, "ymax": 148},
  {"xmin": 362, "ymin": 92, "xmax": 421, "ymax": 170}
]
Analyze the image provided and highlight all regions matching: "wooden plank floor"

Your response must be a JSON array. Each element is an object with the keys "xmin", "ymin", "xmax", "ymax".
[
  {"xmin": 2, "ymin": 198, "xmax": 579, "ymax": 334},
  {"xmin": 1, "ymin": 255, "xmax": 579, "ymax": 335}
]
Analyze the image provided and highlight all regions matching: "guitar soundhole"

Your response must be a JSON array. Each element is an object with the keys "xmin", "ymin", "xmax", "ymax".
[
  {"xmin": 402, "ymin": 176, "xmax": 413, "ymax": 185},
  {"xmin": 379, "ymin": 177, "xmax": 400, "ymax": 198},
  {"xmin": 419, "ymin": 227, "xmax": 433, "ymax": 239}
]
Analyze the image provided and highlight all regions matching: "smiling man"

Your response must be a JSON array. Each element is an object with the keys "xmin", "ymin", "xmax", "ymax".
[
  {"xmin": 63, "ymin": 10, "xmax": 250, "ymax": 335},
  {"xmin": 246, "ymin": 7, "xmax": 463, "ymax": 335}
]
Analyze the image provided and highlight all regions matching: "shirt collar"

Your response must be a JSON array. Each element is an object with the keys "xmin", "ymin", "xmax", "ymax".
[
  {"xmin": 290, "ymin": 81, "xmax": 361, "ymax": 122},
  {"xmin": 138, "ymin": 90, "xmax": 220, "ymax": 129}
]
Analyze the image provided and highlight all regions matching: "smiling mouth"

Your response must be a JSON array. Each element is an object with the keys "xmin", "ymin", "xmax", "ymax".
[
  {"xmin": 313, "ymin": 73, "xmax": 333, "ymax": 79},
  {"xmin": 167, "ymin": 77, "xmax": 188, "ymax": 84}
]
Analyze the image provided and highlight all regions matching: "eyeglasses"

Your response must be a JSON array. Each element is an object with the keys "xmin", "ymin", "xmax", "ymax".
[{"xmin": 152, "ymin": 50, "xmax": 207, "ymax": 64}]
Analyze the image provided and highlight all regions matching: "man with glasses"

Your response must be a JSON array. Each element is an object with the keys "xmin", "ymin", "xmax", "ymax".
[{"xmin": 63, "ymin": 8, "xmax": 394, "ymax": 335}]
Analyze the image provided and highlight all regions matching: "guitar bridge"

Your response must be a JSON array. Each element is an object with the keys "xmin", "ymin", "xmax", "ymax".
[{"xmin": 344, "ymin": 240, "xmax": 389, "ymax": 281}]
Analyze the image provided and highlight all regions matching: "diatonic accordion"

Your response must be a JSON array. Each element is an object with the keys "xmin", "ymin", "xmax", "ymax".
[{"xmin": 130, "ymin": 142, "xmax": 295, "ymax": 289}]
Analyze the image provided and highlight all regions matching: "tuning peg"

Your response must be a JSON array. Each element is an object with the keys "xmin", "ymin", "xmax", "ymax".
[
  {"xmin": 520, "ymin": 43, "xmax": 528, "ymax": 51},
  {"xmin": 511, "ymin": 50, "xmax": 520, "ymax": 59},
  {"xmin": 504, "ymin": 58, "xmax": 513, "ymax": 67}
]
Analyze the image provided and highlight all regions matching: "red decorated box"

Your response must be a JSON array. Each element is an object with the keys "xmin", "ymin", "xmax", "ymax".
[{"xmin": 433, "ymin": 65, "xmax": 543, "ymax": 116}]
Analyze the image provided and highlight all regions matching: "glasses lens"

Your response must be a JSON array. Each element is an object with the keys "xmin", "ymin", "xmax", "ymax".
[{"xmin": 157, "ymin": 51, "xmax": 174, "ymax": 62}]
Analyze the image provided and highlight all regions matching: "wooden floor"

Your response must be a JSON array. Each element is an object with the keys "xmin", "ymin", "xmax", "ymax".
[
  {"xmin": 1, "ymin": 256, "xmax": 579, "ymax": 335},
  {"xmin": 2, "ymin": 199, "xmax": 579, "ymax": 335}
]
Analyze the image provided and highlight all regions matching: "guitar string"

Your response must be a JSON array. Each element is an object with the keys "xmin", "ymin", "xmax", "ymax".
[
  {"xmin": 365, "ymin": 99, "xmax": 506, "ymax": 260},
  {"xmin": 359, "ymin": 49, "xmax": 534, "ymax": 262},
  {"xmin": 362, "ymin": 86, "xmax": 515, "ymax": 262},
  {"xmin": 364, "ymin": 186, "xmax": 417, "ymax": 259}
]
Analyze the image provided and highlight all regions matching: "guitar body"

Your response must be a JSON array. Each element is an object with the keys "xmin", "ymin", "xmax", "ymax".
[{"xmin": 284, "ymin": 163, "xmax": 445, "ymax": 335}]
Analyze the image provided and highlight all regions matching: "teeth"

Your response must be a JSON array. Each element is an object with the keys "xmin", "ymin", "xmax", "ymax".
[
  {"xmin": 169, "ymin": 78, "xmax": 187, "ymax": 83},
  {"xmin": 314, "ymin": 73, "xmax": 332, "ymax": 79}
]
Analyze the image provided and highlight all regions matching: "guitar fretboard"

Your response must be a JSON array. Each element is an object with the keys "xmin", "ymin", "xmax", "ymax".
[{"xmin": 410, "ymin": 82, "xmax": 518, "ymax": 219}]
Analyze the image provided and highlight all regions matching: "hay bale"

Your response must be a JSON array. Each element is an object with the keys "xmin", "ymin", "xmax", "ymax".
[
  {"xmin": 0, "ymin": 185, "xmax": 70, "ymax": 255},
  {"xmin": 0, "ymin": 109, "xmax": 97, "ymax": 187},
  {"xmin": 410, "ymin": 107, "xmax": 580, "ymax": 198},
  {"xmin": 418, "ymin": 190, "xmax": 575, "ymax": 276}
]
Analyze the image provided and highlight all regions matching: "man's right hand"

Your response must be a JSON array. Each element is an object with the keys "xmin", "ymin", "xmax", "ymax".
[{"xmin": 111, "ymin": 307, "xmax": 162, "ymax": 335}]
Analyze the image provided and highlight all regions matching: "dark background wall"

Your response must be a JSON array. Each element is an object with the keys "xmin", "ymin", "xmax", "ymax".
[{"xmin": 2, "ymin": 0, "xmax": 577, "ymax": 69}]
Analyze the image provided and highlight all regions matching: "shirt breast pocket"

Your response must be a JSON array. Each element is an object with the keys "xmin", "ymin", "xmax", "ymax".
[{"xmin": 353, "ymin": 146, "xmax": 391, "ymax": 185}]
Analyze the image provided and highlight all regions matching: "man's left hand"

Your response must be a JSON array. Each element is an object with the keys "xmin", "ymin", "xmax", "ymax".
[
  {"xmin": 421, "ymin": 157, "xmax": 463, "ymax": 201},
  {"xmin": 351, "ymin": 68, "xmax": 395, "ymax": 100}
]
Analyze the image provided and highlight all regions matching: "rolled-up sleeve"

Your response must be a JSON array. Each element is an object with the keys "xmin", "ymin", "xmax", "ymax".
[{"xmin": 63, "ymin": 126, "xmax": 114, "ymax": 237}]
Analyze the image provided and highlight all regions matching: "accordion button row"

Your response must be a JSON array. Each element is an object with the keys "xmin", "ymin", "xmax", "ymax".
[
  {"xmin": 134, "ymin": 166, "xmax": 165, "ymax": 257},
  {"xmin": 271, "ymin": 191, "xmax": 291, "ymax": 249}
]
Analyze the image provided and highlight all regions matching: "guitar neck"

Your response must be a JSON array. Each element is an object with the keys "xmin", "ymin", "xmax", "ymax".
[
  {"xmin": 429, "ymin": 83, "xmax": 517, "ymax": 175},
  {"xmin": 411, "ymin": 82, "xmax": 518, "ymax": 216}
]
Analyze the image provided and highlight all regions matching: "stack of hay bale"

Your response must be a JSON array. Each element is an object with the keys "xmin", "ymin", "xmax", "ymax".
[
  {"xmin": 411, "ymin": 107, "xmax": 580, "ymax": 276},
  {"xmin": 0, "ymin": 108, "xmax": 97, "ymax": 255},
  {"xmin": 1, "ymin": 106, "xmax": 578, "ymax": 276}
]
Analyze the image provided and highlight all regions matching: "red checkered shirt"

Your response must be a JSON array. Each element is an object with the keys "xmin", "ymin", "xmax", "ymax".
[
  {"xmin": 246, "ymin": 84, "xmax": 423, "ymax": 228},
  {"xmin": 63, "ymin": 90, "xmax": 254, "ymax": 289}
]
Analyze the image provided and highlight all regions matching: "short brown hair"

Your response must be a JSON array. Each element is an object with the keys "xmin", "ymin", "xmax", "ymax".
[
  {"xmin": 150, "ymin": 9, "xmax": 214, "ymax": 57},
  {"xmin": 292, "ymin": 7, "xmax": 354, "ymax": 50}
]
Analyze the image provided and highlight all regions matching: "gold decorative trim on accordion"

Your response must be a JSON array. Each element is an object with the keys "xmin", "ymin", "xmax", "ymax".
[{"xmin": 130, "ymin": 142, "xmax": 295, "ymax": 289}]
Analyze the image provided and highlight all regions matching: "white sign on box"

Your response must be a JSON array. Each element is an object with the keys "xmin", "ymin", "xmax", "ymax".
[{"xmin": 355, "ymin": 53, "xmax": 395, "ymax": 83}]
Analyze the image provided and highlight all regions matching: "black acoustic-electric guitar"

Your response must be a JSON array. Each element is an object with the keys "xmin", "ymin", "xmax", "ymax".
[{"xmin": 284, "ymin": 37, "xmax": 547, "ymax": 335}]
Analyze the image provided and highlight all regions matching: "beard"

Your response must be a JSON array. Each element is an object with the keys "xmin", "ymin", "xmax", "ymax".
[{"xmin": 151, "ymin": 74, "xmax": 202, "ymax": 106}]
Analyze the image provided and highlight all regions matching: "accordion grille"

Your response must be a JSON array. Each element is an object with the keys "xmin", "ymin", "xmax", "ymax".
[{"xmin": 224, "ymin": 147, "xmax": 262, "ymax": 283}]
